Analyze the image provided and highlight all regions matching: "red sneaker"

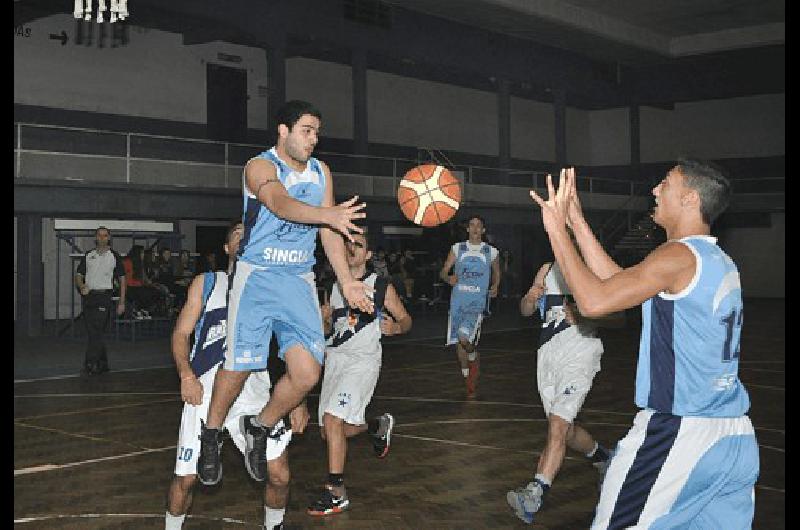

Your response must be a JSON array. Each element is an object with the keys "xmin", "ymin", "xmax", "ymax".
[{"xmin": 466, "ymin": 359, "xmax": 479, "ymax": 397}]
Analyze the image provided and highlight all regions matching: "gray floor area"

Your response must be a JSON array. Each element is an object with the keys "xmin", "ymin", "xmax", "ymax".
[{"xmin": 15, "ymin": 297, "xmax": 533, "ymax": 381}]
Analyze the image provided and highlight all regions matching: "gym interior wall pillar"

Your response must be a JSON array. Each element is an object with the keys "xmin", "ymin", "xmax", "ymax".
[{"xmin": 16, "ymin": 214, "xmax": 44, "ymax": 337}]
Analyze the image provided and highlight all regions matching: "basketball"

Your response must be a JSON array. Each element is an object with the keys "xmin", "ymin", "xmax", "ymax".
[{"xmin": 397, "ymin": 164, "xmax": 462, "ymax": 227}]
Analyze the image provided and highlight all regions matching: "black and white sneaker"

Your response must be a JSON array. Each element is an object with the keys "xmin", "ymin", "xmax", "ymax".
[
  {"xmin": 307, "ymin": 485, "xmax": 350, "ymax": 516},
  {"xmin": 371, "ymin": 413, "xmax": 395, "ymax": 458},
  {"xmin": 197, "ymin": 421, "xmax": 224, "ymax": 485},
  {"xmin": 241, "ymin": 415, "xmax": 287, "ymax": 482}
]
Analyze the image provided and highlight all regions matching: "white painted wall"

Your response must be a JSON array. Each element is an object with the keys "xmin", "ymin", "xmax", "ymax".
[
  {"xmin": 368, "ymin": 70, "xmax": 499, "ymax": 156},
  {"xmin": 14, "ymin": 15, "xmax": 270, "ymax": 130},
  {"xmin": 510, "ymin": 97, "xmax": 555, "ymax": 161},
  {"xmin": 14, "ymin": 15, "xmax": 784, "ymax": 165},
  {"xmin": 287, "ymin": 58, "xmax": 354, "ymax": 141},
  {"xmin": 589, "ymin": 108, "xmax": 631, "ymax": 166},
  {"xmin": 718, "ymin": 212, "xmax": 784, "ymax": 298},
  {"xmin": 640, "ymin": 94, "xmax": 785, "ymax": 162},
  {"xmin": 566, "ymin": 108, "xmax": 591, "ymax": 166}
]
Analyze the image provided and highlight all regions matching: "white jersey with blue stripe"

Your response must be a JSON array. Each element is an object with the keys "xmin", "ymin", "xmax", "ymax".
[
  {"xmin": 238, "ymin": 147, "xmax": 326, "ymax": 274},
  {"xmin": 635, "ymin": 236, "xmax": 750, "ymax": 417},
  {"xmin": 190, "ymin": 272, "xmax": 228, "ymax": 378}
]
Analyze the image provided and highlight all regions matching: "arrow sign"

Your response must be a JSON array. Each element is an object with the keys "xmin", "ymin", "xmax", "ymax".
[{"xmin": 49, "ymin": 31, "xmax": 68, "ymax": 45}]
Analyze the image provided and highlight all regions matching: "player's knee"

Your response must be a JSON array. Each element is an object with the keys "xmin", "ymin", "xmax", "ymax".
[
  {"xmin": 547, "ymin": 415, "xmax": 570, "ymax": 442},
  {"xmin": 268, "ymin": 462, "xmax": 290, "ymax": 489},
  {"xmin": 174, "ymin": 474, "xmax": 198, "ymax": 492},
  {"xmin": 322, "ymin": 413, "xmax": 343, "ymax": 437},
  {"xmin": 292, "ymin": 364, "xmax": 320, "ymax": 392}
]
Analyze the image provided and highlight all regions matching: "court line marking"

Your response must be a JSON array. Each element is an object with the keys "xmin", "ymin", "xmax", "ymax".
[
  {"xmin": 13, "ymin": 391, "xmax": 785, "ymax": 435},
  {"xmin": 14, "ymin": 397, "xmax": 179, "ymax": 421},
  {"xmin": 15, "ymin": 421, "xmax": 152, "ymax": 452},
  {"xmin": 14, "ymin": 445, "xmax": 176, "ymax": 476},
  {"xmin": 392, "ymin": 433, "xmax": 784, "ymax": 493},
  {"xmin": 14, "ymin": 364, "xmax": 175, "ymax": 384},
  {"xmin": 394, "ymin": 419, "xmax": 785, "ymax": 452},
  {"xmin": 14, "ymin": 513, "xmax": 255, "ymax": 526}
]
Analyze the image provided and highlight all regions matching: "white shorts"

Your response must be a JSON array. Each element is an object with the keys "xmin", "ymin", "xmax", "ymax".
[
  {"xmin": 318, "ymin": 348, "xmax": 381, "ymax": 426},
  {"xmin": 174, "ymin": 364, "xmax": 292, "ymax": 476},
  {"xmin": 537, "ymin": 326, "xmax": 603, "ymax": 423}
]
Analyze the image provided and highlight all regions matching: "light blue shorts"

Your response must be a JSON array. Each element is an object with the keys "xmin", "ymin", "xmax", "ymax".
[{"xmin": 225, "ymin": 260, "xmax": 325, "ymax": 370}]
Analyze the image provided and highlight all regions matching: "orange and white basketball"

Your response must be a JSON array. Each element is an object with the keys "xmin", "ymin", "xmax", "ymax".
[{"xmin": 397, "ymin": 164, "xmax": 461, "ymax": 227}]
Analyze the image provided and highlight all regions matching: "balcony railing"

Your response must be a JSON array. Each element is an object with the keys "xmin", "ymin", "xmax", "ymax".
[{"xmin": 14, "ymin": 122, "xmax": 783, "ymax": 204}]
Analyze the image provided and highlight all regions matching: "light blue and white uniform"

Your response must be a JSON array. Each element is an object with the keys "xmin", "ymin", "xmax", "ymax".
[
  {"xmin": 318, "ymin": 272, "xmax": 389, "ymax": 425},
  {"xmin": 592, "ymin": 236, "xmax": 759, "ymax": 530},
  {"xmin": 536, "ymin": 262, "xmax": 603, "ymax": 423},
  {"xmin": 446, "ymin": 241, "xmax": 498, "ymax": 345},
  {"xmin": 226, "ymin": 147, "xmax": 327, "ymax": 370},
  {"xmin": 174, "ymin": 272, "xmax": 290, "ymax": 476}
]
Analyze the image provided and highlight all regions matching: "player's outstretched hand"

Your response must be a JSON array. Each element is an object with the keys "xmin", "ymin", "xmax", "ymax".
[
  {"xmin": 290, "ymin": 401, "xmax": 310, "ymax": 434},
  {"xmin": 180, "ymin": 375, "xmax": 203, "ymax": 406},
  {"xmin": 341, "ymin": 280, "xmax": 375, "ymax": 314},
  {"xmin": 489, "ymin": 284, "xmax": 499, "ymax": 298},
  {"xmin": 524, "ymin": 283, "xmax": 545, "ymax": 304},
  {"xmin": 325, "ymin": 196, "xmax": 366, "ymax": 242},
  {"xmin": 564, "ymin": 167, "xmax": 585, "ymax": 229},
  {"xmin": 530, "ymin": 168, "xmax": 572, "ymax": 233}
]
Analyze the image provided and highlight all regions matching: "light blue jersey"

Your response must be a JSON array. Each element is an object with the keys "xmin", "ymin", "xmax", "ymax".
[
  {"xmin": 635, "ymin": 236, "xmax": 750, "ymax": 417},
  {"xmin": 238, "ymin": 147, "xmax": 326, "ymax": 274},
  {"xmin": 446, "ymin": 241, "xmax": 498, "ymax": 345},
  {"xmin": 190, "ymin": 272, "xmax": 228, "ymax": 378}
]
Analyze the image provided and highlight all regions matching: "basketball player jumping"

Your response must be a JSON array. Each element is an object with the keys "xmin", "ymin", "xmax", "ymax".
[{"xmin": 197, "ymin": 100, "xmax": 375, "ymax": 489}]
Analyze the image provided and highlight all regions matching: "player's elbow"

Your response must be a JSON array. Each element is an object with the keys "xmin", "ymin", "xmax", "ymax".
[{"xmin": 578, "ymin": 300, "xmax": 610, "ymax": 319}]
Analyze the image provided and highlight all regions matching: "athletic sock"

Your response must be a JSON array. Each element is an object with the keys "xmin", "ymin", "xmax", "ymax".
[
  {"xmin": 589, "ymin": 443, "xmax": 611, "ymax": 464},
  {"xmin": 461, "ymin": 368, "xmax": 469, "ymax": 377},
  {"xmin": 264, "ymin": 506, "xmax": 285, "ymax": 528},
  {"xmin": 533, "ymin": 474, "xmax": 552, "ymax": 493},
  {"xmin": 328, "ymin": 473, "xmax": 345, "ymax": 487},
  {"xmin": 165, "ymin": 512, "xmax": 186, "ymax": 529}
]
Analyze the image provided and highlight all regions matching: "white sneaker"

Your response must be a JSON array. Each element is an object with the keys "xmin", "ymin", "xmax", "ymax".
[{"xmin": 506, "ymin": 480, "xmax": 544, "ymax": 524}]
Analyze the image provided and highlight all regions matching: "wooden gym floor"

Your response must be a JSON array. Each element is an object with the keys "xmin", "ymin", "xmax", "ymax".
[{"xmin": 15, "ymin": 299, "xmax": 784, "ymax": 529}]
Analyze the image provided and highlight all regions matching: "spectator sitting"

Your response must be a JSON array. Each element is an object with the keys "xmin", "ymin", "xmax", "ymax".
[{"xmin": 123, "ymin": 245, "xmax": 165, "ymax": 318}]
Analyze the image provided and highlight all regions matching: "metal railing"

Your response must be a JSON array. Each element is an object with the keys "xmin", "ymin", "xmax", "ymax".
[{"xmin": 15, "ymin": 122, "xmax": 636, "ymax": 194}]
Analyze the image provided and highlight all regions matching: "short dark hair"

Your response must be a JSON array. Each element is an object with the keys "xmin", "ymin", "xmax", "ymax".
[
  {"xmin": 675, "ymin": 158, "xmax": 732, "ymax": 225},
  {"xmin": 274, "ymin": 100, "xmax": 322, "ymax": 132},
  {"xmin": 225, "ymin": 219, "xmax": 243, "ymax": 244},
  {"xmin": 466, "ymin": 214, "xmax": 486, "ymax": 227}
]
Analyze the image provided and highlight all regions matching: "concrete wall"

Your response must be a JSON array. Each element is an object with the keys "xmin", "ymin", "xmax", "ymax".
[
  {"xmin": 15, "ymin": 14, "xmax": 270, "ymax": 129},
  {"xmin": 589, "ymin": 107, "xmax": 631, "ymax": 166},
  {"xmin": 718, "ymin": 212, "xmax": 785, "ymax": 298},
  {"xmin": 367, "ymin": 70, "xmax": 499, "ymax": 156},
  {"xmin": 640, "ymin": 94, "xmax": 785, "ymax": 162},
  {"xmin": 510, "ymin": 97, "xmax": 555, "ymax": 161}
]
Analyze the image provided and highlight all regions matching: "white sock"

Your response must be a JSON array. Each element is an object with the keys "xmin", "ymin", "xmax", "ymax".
[
  {"xmin": 467, "ymin": 350, "xmax": 477, "ymax": 362},
  {"xmin": 264, "ymin": 506, "xmax": 285, "ymax": 528},
  {"xmin": 586, "ymin": 441, "xmax": 599, "ymax": 458},
  {"xmin": 461, "ymin": 368, "xmax": 469, "ymax": 378},
  {"xmin": 534, "ymin": 473, "xmax": 552, "ymax": 488},
  {"xmin": 165, "ymin": 512, "xmax": 186, "ymax": 530}
]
